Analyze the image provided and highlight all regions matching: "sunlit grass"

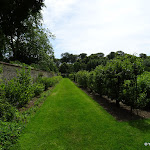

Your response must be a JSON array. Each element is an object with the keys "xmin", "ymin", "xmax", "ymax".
[{"xmin": 11, "ymin": 78, "xmax": 150, "ymax": 150}]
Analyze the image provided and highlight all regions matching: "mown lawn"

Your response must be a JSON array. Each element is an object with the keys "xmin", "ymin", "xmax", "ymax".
[{"xmin": 11, "ymin": 78, "xmax": 150, "ymax": 150}]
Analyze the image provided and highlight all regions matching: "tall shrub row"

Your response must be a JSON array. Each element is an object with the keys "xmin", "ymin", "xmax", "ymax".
[
  {"xmin": 0, "ymin": 66, "xmax": 62, "ymax": 149},
  {"xmin": 0, "ymin": 66, "xmax": 62, "ymax": 121},
  {"xmin": 75, "ymin": 55, "xmax": 150, "ymax": 110}
]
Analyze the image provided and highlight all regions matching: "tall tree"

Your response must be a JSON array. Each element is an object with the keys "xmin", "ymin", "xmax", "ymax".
[
  {"xmin": 79, "ymin": 53, "xmax": 87, "ymax": 59},
  {"xmin": 139, "ymin": 53, "xmax": 147, "ymax": 59},
  {"xmin": 107, "ymin": 52, "xmax": 116, "ymax": 59},
  {"xmin": 0, "ymin": 0, "xmax": 44, "ymax": 60}
]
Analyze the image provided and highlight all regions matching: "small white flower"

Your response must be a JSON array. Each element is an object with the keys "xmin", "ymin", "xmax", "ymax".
[{"xmin": 144, "ymin": 142, "xmax": 148, "ymax": 146}]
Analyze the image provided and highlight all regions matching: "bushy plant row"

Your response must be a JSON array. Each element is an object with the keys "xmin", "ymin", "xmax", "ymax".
[
  {"xmin": 74, "ymin": 55, "xmax": 150, "ymax": 110},
  {"xmin": 1, "ymin": 69, "xmax": 62, "ymax": 121},
  {"xmin": 38, "ymin": 76, "xmax": 62, "ymax": 90},
  {"xmin": 0, "ymin": 66, "xmax": 62, "ymax": 149}
]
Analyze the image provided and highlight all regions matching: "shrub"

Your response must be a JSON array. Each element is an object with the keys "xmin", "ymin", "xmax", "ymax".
[
  {"xmin": 68, "ymin": 73, "xmax": 75, "ymax": 81},
  {"xmin": 5, "ymin": 67, "xmax": 34, "ymax": 108},
  {"xmin": 122, "ymin": 79, "xmax": 149, "ymax": 110},
  {"xmin": 87, "ymin": 71, "xmax": 96, "ymax": 92},
  {"xmin": 52, "ymin": 76, "xmax": 63, "ymax": 84},
  {"xmin": 33, "ymin": 83, "xmax": 45, "ymax": 97},
  {"xmin": 0, "ymin": 121, "xmax": 22, "ymax": 150},
  {"xmin": 0, "ymin": 79, "xmax": 16, "ymax": 121},
  {"xmin": 0, "ymin": 99, "xmax": 16, "ymax": 121},
  {"xmin": 75, "ymin": 71, "xmax": 89, "ymax": 88},
  {"xmin": 37, "ymin": 77, "xmax": 53, "ymax": 90},
  {"xmin": 94, "ymin": 65, "xmax": 105, "ymax": 96},
  {"xmin": 37, "ymin": 76, "xmax": 62, "ymax": 90}
]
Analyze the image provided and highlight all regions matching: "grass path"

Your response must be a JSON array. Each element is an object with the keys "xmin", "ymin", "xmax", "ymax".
[{"xmin": 11, "ymin": 78, "xmax": 150, "ymax": 150}]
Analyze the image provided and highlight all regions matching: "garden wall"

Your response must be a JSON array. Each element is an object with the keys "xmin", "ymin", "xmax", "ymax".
[{"xmin": 0, "ymin": 61, "xmax": 54, "ymax": 82}]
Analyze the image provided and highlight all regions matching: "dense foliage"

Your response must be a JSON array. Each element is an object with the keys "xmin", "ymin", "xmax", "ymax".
[
  {"xmin": 5, "ymin": 67, "xmax": 34, "ymax": 107},
  {"xmin": 0, "ymin": 66, "xmax": 62, "ymax": 150},
  {"xmin": 75, "ymin": 71, "xmax": 89, "ymax": 88},
  {"xmin": 58, "ymin": 51, "xmax": 150, "ymax": 76},
  {"xmin": 38, "ymin": 76, "xmax": 63, "ymax": 90},
  {"xmin": 0, "ymin": 0, "xmax": 58, "ymax": 72},
  {"xmin": 74, "ymin": 54, "xmax": 150, "ymax": 110}
]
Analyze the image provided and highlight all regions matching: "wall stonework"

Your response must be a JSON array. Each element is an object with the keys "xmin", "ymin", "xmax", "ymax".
[{"xmin": 0, "ymin": 62, "xmax": 54, "ymax": 82}]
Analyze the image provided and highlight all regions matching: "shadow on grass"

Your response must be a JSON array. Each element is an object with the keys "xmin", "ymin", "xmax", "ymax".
[
  {"xmin": 91, "ymin": 93, "xmax": 143, "ymax": 122},
  {"xmin": 128, "ymin": 119, "xmax": 150, "ymax": 132},
  {"xmin": 80, "ymin": 86, "xmax": 144, "ymax": 122}
]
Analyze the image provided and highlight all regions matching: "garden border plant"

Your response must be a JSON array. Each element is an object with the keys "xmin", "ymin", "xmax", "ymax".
[
  {"xmin": 74, "ymin": 54, "xmax": 150, "ymax": 112},
  {"xmin": 0, "ymin": 65, "xmax": 62, "ymax": 150}
]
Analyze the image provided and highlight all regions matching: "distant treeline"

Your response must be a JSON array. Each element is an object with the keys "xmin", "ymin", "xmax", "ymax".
[{"xmin": 57, "ymin": 51, "xmax": 150, "ymax": 74}]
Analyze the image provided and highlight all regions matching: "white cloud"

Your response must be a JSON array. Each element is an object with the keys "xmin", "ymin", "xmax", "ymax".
[{"xmin": 42, "ymin": 0, "xmax": 150, "ymax": 58}]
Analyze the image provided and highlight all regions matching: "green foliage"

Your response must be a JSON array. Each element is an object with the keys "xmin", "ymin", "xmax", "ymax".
[
  {"xmin": 0, "ymin": 67, "xmax": 16, "ymax": 122},
  {"xmin": 122, "ymin": 78, "xmax": 148, "ymax": 109},
  {"xmin": 68, "ymin": 74, "xmax": 75, "ymax": 81},
  {"xmin": 52, "ymin": 76, "xmax": 63, "ymax": 83},
  {"xmin": 87, "ymin": 58, "xmax": 107, "ymax": 71},
  {"xmin": 0, "ymin": 99, "xmax": 16, "ymax": 122},
  {"xmin": 10, "ymin": 78, "xmax": 150, "ymax": 150},
  {"xmin": 87, "ymin": 71, "xmax": 96, "ymax": 92},
  {"xmin": 38, "ymin": 76, "xmax": 62, "ymax": 90},
  {"xmin": 0, "ymin": 88, "xmax": 53, "ymax": 150},
  {"xmin": 136, "ymin": 72, "xmax": 150, "ymax": 108},
  {"xmin": 75, "ymin": 71, "xmax": 89, "ymax": 88},
  {"xmin": 0, "ymin": 1, "xmax": 56, "ymax": 72},
  {"xmin": 38, "ymin": 77, "xmax": 53, "ymax": 90},
  {"xmin": 94, "ymin": 65, "xmax": 105, "ymax": 96},
  {"xmin": 32, "ymin": 83, "xmax": 44, "ymax": 97},
  {"xmin": 59, "ymin": 62, "xmax": 69, "ymax": 74},
  {"xmin": 74, "ymin": 55, "xmax": 149, "ymax": 109},
  {"xmin": 10, "ymin": 61, "xmax": 33, "ymax": 69},
  {"xmin": 5, "ymin": 67, "xmax": 34, "ymax": 108},
  {"xmin": 0, "ymin": 121, "xmax": 23, "ymax": 150},
  {"xmin": 0, "ymin": 62, "xmax": 62, "ymax": 150}
]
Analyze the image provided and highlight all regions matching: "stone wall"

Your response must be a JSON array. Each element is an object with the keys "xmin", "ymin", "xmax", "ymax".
[{"xmin": 0, "ymin": 62, "xmax": 54, "ymax": 82}]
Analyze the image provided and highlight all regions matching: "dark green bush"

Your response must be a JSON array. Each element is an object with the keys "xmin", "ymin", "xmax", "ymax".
[
  {"xmin": 122, "ymin": 71, "xmax": 150, "ymax": 109},
  {"xmin": 52, "ymin": 76, "xmax": 63, "ymax": 84},
  {"xmin": 38, "ymin": 76, "xmax": 62, "ymax": 90},
  {"xmin": 5, "ymin": 67, "xmax": 34, "ymax": 108},
  {"xmin": 38, "ymin": 77, "xmax": 53, "ymax": 90},
  {"xmin": 0, "ymin": 80, "xmax": 16, "ymax": 122},
  {"xmin": 0, "ymin": 99, "xmax": 16, "ymax": 121},
  {"xmin": 0, "ymin": 121, "xmax": 22, "ymax": 150},
  {"xmin": 33, "ymin": 83, "xmax": 45, "ymax": 97},
  {"xmin": 87, "ymin": 71, "xmax": 96, "ymax": 92},
  {"xmin": 75, "ymin": 71, "xmax": 89, "ymax": 88},
  {"xmin": 68, "ymin": 74, "xmax": 75, "ymax": 81},
  {"xmin": 94, "ymin": 65, "xmax": 105, "ymax": 96}
]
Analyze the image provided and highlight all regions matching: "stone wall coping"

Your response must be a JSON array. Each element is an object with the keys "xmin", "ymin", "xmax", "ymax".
[{"xmin": 0, "ymin": 61, "xmax": 49, "ymax": 73}]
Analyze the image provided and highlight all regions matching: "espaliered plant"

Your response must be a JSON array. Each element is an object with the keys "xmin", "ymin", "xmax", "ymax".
[
  {"xmin": 75, "ymin": 54, "xmax": 150, "ymax": 110},
  {"xmin": 75, "ymin": 70, "xmax": 89, "ymax": 88}
]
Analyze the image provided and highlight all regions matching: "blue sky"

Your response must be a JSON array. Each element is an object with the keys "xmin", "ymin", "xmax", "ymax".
[{"xmin": 42, "ymin": 0, "xmax": 150, "ymax": 58}]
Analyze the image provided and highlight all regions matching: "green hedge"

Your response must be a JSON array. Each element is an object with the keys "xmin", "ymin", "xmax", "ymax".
[
  {"xmin": 37, "ymin": 76, "xmax": 62, "ymax": 90},
  {"xmin": 0, "ymin": 65, "xmax": 62, "ymax": 149},
  {"xmin": 75, "ymin": 55, "xmax": 150, "ymax": 109},
  {"xmin": 5, "ymin": 67, "xmax": 34, "ymax": 108},
  {"xmin": 75, "ymin": 71, "xmax": 89, "ymax": 88}
]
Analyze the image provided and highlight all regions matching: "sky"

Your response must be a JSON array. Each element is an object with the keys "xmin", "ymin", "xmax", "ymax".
[{"xmin": 42, "ymin": 0, "xmax": 150, "ymax": 58}]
